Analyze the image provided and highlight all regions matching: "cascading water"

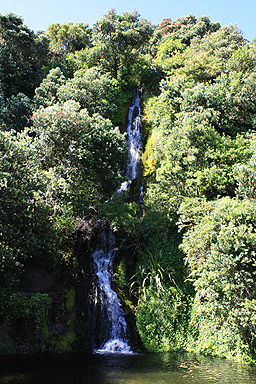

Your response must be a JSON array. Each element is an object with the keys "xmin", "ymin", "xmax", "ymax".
[
  {"xmin": 92, "ymin": 90, "xmax": 143, "ymax": 354},
  {"xmin": 92, "ymin": 234, "xmax": 131, "ymax": 354},
  {"xmin": 118, "ymin": 89, "xmax": 143, "ymax": 192}
]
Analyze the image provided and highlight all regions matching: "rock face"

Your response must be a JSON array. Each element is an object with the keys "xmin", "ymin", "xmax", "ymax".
[{"xmin": 0, "ymin": 216, "xmax": 96, "ymax": 355}]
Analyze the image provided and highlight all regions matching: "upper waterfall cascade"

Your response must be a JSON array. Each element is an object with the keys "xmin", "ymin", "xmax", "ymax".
[
  {"xmin": 92, "ymin": 90, "xmax": 143, "ymax": 354},
  {"xmin": 119, "ymin": 89, "xmax": 143, "ymax": 191}
]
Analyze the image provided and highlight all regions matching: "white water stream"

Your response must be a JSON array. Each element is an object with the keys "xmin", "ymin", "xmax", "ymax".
[
  {"xmin": 92, "ymin": 90, "xmax": 143, "ymax": 354},
  {"xmin": 118, "ymin": 89, "xmax": 143, "ymax": 192},
  {"xmin": 92, "ymin": 244, "xmax": 132, "ymax": 354}
]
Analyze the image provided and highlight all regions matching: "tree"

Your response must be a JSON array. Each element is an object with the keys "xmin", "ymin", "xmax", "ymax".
[
  {"xmin": 150, "ymin": 15, "xmax": 220, "ymax": 57},
  {"xmin": 155, "ymin": 37, "xmax": 185, "ymax": 71},
  {"xmin": 5, "ymin": 92, "xmax": 32, "ymax": 132},
  {"xmin": 178, "ymin": 197, "xmax": 256, "ymax": 360},
  {"xmin": 34, "ymin": 67, "xmax": 66, "ymax": 108},
  {"xmin": 0, "ymin": 13, "xmax": 48, "ymax": 98},
  {"xmin": 31, "ymin": 100, "xmax": 127, "ymax": 213},
  {"xmin": 57, "ymin": 67, "xmax": 119, "ymax": 120},
  {"xmin": 47, "ymin": 22, "xmax": 91, "ymax": 54},
  {"xmin": 46, "ymin": 22, "xmax": 91, "ymax": 77},
  {"xmin": 89, "ymin": 9, "xmax": 154, "ymax": 80},
  {"xmin": 235, "ymin": 154, "xmax": 256, "ymax": 199},
  {"xmin": 0, "ymin": 130, "xmax": 56, "ymax": 287},
  {"xmin": 144, "ymin": 109, "xmax": 255, "ymax": 211}
]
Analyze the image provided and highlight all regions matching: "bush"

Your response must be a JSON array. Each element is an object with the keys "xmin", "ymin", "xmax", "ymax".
[
  {"xmin": 179, "ymin": 197, "xmax": 256, "ymax": 361},
  {"xmin": 5, "ymin": 292, "xmax": 52, "ymax": 331},
  {"xmin": 136, "ymin": 286, "xmax": 188, "ymax": 352}
]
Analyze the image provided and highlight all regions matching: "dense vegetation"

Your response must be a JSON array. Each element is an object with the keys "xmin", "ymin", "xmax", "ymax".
[{"xmin": 0, "ymin": 10, "xmax": 256, "ymax": 363}]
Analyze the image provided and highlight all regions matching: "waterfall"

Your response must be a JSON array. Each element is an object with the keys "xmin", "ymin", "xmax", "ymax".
[
  {"xmin": 118, "ymin": 89, "xmax": 143, "ymax": 191},
  {"xmin": 92, "ymin": 234, "xmax": 131, "ymax": 354},
  {"xmin": 92, "ymin": 90, "xmax": 143, "ymax": 354}
]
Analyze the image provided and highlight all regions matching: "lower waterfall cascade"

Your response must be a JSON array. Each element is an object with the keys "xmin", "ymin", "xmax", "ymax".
[
  {"xmin": 92, "ymin": 239, "xmax": 132, "ymax": 354},
  {"xmin": 91, "ymin": 90, "xmax": 143, "ymax": 354}
]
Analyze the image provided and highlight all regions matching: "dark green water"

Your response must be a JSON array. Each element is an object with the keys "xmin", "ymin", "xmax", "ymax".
[{"xmin": 0, "ymin": 351, "xmax": 255, "ymax": 384}]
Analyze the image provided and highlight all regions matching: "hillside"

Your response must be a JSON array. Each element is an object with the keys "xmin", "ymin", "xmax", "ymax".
[{"xmin": 0, "ymin": 10, "xmax": 256, "ymax": 363}]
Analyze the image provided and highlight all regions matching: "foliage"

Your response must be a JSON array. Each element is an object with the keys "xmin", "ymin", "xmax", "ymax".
[
  {"xmin": 140, "ymin": 14, "xmax": 256, "ymax": 362},
  {"xmin": 89, "ymin": 9, "xmax": 154, "ymax": 82},
  {"xmin": 139, "ymin": 208, "xmax": 188, "ymax": 289},
  {"xmin": 149, "ymin": 15, "xmax": 220, "ymax": 60},
  {"xmin": 47, "ymin": 22, "xmax": 91, "ymax": 54},
  {"xmin": 57, "ymin": 67, "xmax": 119, "ymax": 121},
  {"xmin": 0, "ymin": 130, "xmax": 57, "ymax": 287},
  {"xmin": 145, "ymin": 120, "xmax": 255, "ymax": 212},
  {"xmin": 3, "ymin": 292, "xmax": 52, "ymax": 331},
  {"xmin": 155, "ymin": 37, "xmax": 185, "ymax": 70},
  {"xmin": 235, "ymin": 154, "xmax": 256, "ymax": 199},
  {"xmin": 115, "ymin": 257, "xmax": 126, "ymax": 290},
  {"xmin": 31, "ymin": 100, "xmax": 126, "ymax": 211},
  {"xmin": 46, "ymin": 22, "xmax": 91, "ymax": 77},
  {"xmin": 132, "ymin": 206, "xmax": 192, "ymax": 353},
  {"xmin": 34, "ymin": 67, "xmax": 66, "ymax": 108},
  {"xmin": 0, "ymin": 13, "xmax": 48, "ymax": 98},
  {"xmin": 178, "ymin": 197, "xmax": 256, "ymax": 361},
  {"xmin": 143, "ymin": 28, "xmax": 256, "ymax": 217},
  {"xmin": 5, "ymin": 92, "xmax": 33, "ymax": 132},
  {"xmin": 136, "ymin": 286, "xmax": 188, "ymax": 352},
  {"xmin": 0, "ymin": 14, "xmax": 51, "ymax": 131},
  {"xmin": 157, "ymin": 15, "xmax": 220, "ymax": 44},
  {"xmin": 100, "ymin": 192, "xmax": 141, "ymax": 238}
]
